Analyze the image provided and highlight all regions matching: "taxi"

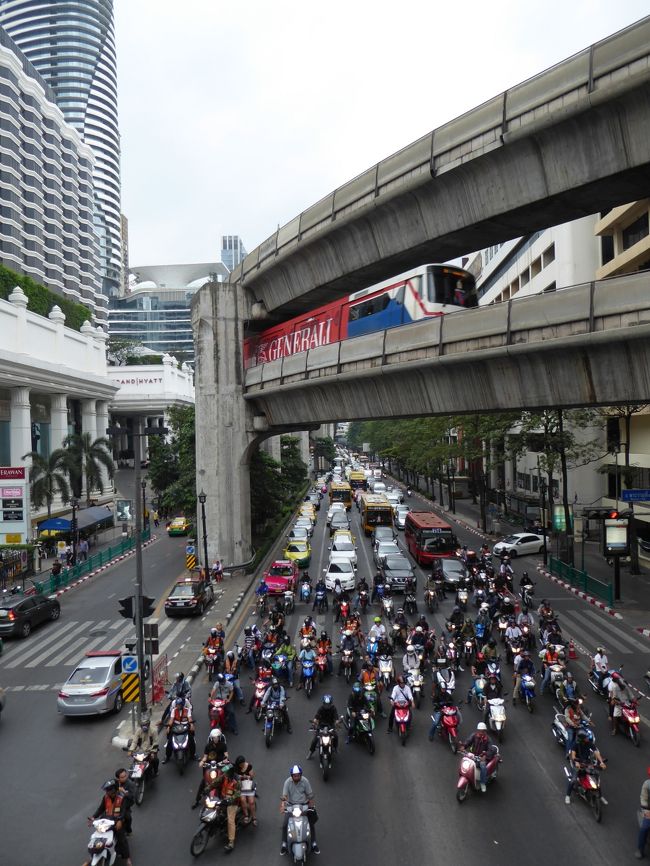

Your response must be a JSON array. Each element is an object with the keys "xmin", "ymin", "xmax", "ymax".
[
  {"xmin": 263, "ymin": 560, "xmax": 299, "ymax": 595},
  {"xmin": 283, "ymin": 539, "xmax": 312, "ymax": 568},
  {"xmin": 331, "ymin": 528, "xmax": 356, "ymax": 546},
  {"xmin": 299, "ymin": 505, "xmax": 316, "ymax": 523},
  {"xmin": 167, "ymin": 516, "xmax": 193, "ymax": 536}
]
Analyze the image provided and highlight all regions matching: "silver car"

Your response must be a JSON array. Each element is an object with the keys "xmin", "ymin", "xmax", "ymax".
[{"xmin": 57, "ymin": 651, "xmax": 124, "ymax": 716}]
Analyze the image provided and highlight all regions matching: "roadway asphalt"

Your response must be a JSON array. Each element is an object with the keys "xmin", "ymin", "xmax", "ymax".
[{"xmin": 2, "ymin": 494, "xmax": 649, "ymax": 864}]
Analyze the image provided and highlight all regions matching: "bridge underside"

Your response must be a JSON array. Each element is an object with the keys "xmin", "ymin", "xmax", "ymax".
[
  {"xmin": 245, "ymin": 326, "xmax": 650, "ymax": 426},
  {"xmin": 246, "ymin": 83, "xmax": 650, "ymax": 321}
]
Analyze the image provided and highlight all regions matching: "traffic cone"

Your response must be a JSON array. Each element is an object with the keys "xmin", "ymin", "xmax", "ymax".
[{"xmin": 568, "ymin": 639, "xmax": 577, "ymax": 660}]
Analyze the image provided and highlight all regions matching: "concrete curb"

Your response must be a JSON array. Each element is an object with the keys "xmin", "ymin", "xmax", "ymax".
[
  {"xmin": 54, "ymin": 535, "xmax": 158, "ymax": 597},
  {"xmin": 536, "ymin": 565, "xmax": 622, "ymax": 619}
]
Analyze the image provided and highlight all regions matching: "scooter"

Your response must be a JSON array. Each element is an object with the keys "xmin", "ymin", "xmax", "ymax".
[
  {"xmin": 564, "ymin": 760, "xmax": 606, "ymax": 822},
  {"xmin": 618, "ymin": 699, "xmax": 641, "ymax": 746},
  {"xmin": 378, "ymin": 653, "xmax": 393, "ymax": 688},
  {"xmin": 126, "ymin": 746, "xmax": 158, "ymax": 805},
  {"xmin": 340, "ymin": 648, "xmax": 355, "ymax": 684},
  {"xmin": 301, "ymin": 659, "xmax": 316, "ymax": 698},
  {"xmin": 520, "ymin": 582, "xmax": 535, "ymax": 608},
  {"xmin": 286, "ymin": 804, "xmax": 312, "ymax": 862},
  {"xmin": 456, "ymin": 747, "xmax": 501, "ymax": 802},
  {"xmin": 486, "ymin": 697, "xmax": 507, "ymax": 742},
  {"xmin": 315, "ymin": 651, "xmax": 329, "ymax": 682},
  {"xmin": 393, "ymin": 699, "xmax": 411, "ymax": 746},
  {"xmin": 457, "ymin": 587, "xmax": 469, "ymax": 612},
  {"xmin": 405, "ymin": 590, "xmax": 417, "ymax": 616},
  {"xmin": 86, "ymin": 818, "xmax": 117, "ymax": 865},
  {"xmin": 382, "ymin": 594, "xmax": 394, "ymax": 621},
  {"xmin": 314, "ymin": 587, "xmax": 328, "ymax": 614},
  {"xmin": 264, "ymin": 700, "xmax": 287, "ymax": 748},
  {"xmin": 208, "ymin": 696, "xmax": 227, "ymax": 731},
  {"xmin": 346, "ymin": 706, "xmax": 376, "ymax": 754},
  {"xmin": 204, "ymin": 646, "xmax": 220, "ymax": 681},
  {"xmin": 406, "ymin": 668, "xmax": 424, "ymax": 709},
  {"xmin": 359, "ymin": 589, "xmax": 369, "ymax": 612},
  {"xmin": 435, "ymin": 703, "xmax": 461, "ymax": 752},
  {"xmin": 463, "ymin": 638, "xmax": 475, "ymax": 666},
  {"xmin": 314, "ymin": 725, "xmax": 336, "ymax": 781},
  {"xmin": 300, "ymin": 581, "xmax": 312, "ymax": 603},
  {"xmin": 518, "ymin": 674, "xmax": 536, "ymax": 713},
  {"xmin": 171, "ymin": 720, "xmax": 190, "ymax": 774},
  {"xmin": 190, "ymin": 773, "xmax": 248, "ymax": 856},
  {"xmin": 283, "ymin": 590, "xmax": 295, "ymax": 615},
  {"xmin": 551, "ymin": 707, "xmax": 593, "ymax": 751},
  {"xmin": 470, "ymin": 675, "xmax": 487, "ymax": 711}
]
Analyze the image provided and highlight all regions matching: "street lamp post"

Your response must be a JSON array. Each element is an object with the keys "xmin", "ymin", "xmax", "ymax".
[
  {"xmin": 70, "ymin": 497, "xmax": 79, "ymax": 565},
  {"xmin": 141, "ymin": 479, "xmax": 147, "ymax": 529},
  {"xmin": 198, "ymin": 490, "xmax": 209, "ymax": 581},
  {"xmin": 538, "ymin": 468, "xmax": 549, "ymax": 567},
  {"xmin": 448, "ymin": 462, "xmax": 456, "ymax": 515}
]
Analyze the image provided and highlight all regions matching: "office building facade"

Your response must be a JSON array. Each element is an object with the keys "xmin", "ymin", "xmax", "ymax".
[
  {"xmin": 221, "ymin": 235, "xmax": 247, "ymax": 271},
  {"xmin": 0, "ymin": 0, "xmax": 122, "ymax": 298},
  {"xmin": 0, "ymin": 26, "xmax": 103, "ymax": 319}
]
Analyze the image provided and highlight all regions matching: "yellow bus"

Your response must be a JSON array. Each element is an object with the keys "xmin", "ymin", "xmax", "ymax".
[
  {"xmin": 349, "ymin": 470, "xmax": 367, "ymax": 491},
  {"xmin": 329, "ymin": 481, "xmax": 353, "ymax": 510},
  {"xmin": 359, "ymin": 493, "xmax": 394, "ymax": 536}
]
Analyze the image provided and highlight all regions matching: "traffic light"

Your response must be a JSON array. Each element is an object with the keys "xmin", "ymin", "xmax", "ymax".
[
  {"xmin": 141, "ymin": 596, "xmax": 156, "ymax": 618},
  {"xmin": 607, "ymin": 510, "xmax": 619, "ymax": 520},
  {"xmin": 118, "ymin": 596, "xmax": 134, "ymax": 621}
]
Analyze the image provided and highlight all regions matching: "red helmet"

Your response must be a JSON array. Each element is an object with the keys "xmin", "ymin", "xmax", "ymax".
[{"xmin": 476, "ymin": 652, "xmax": 485, "ymax": 662}]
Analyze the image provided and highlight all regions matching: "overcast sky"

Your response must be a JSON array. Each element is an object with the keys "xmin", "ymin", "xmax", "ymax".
[{"xmin": 115, "ymin": 0, "xmax": 649, "ymax": 267}]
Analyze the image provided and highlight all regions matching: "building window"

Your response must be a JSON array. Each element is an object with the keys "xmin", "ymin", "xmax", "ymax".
[
  {"xmin": 542, "ymin": 244, "xmax": 555, "ymax": 267},
  {"xmin": 531, "ymin": 256, "xmax": 541, "ymax": 278},
  {"xmin": 543, "ymin": 282, "xmax": 556, "ymax": 293},
  {"xmin": 520, "ymin": 268, "xmax": 530, "ymax": 287},
  {"xmin": 601, "ymin": 235, "xmax": 614, "ymax": 266},
  {"xmin": 622, "ymin": 212, "xmax": 649, "ymax": 251}
]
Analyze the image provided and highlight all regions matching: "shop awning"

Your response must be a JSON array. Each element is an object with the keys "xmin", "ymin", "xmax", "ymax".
[{"xmin": 38, "ymin": 505, "xmax": 114, "ymax": 533}]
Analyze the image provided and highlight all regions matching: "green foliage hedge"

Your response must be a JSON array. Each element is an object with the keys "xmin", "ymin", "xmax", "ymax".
[{"xmin": 0, "ymin": 262, "xmax": 92, "ymax": 331}]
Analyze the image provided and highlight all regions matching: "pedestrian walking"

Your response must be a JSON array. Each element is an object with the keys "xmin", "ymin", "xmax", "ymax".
[
  {"xmin": 212, "ymin": 559, "xmax": 223, "ymax": 582},
  {"xmin": 153, "ymin": 510, "xmax": 160, "ymax": 528},
  {"xmin": 78, "ymin": 538, "xmax": 89, "ymax": 562},
  {"xmin": 636, "ymin": 768, "xmax": 650, "ymax": 858}
]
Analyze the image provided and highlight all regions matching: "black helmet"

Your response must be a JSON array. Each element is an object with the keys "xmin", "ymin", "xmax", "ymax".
[
  {"xmin": 102, "ymin": 779, "xmax": 118, "ymax": 792},
  {"xmin": 488, "ymin": 638, "xmax": 496, "ymax": 648},
  {"xmin": 522, "ymin": 571, "xmax": 528, "ymax": 579},
  {"xmin": 175, "ymin": 672, "xmax": 185, "ymax": 681}
]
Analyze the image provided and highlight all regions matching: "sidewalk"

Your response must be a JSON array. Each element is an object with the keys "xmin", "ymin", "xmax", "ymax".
[{"xmin": 404, "ymin": 480, "xmax": 650, "ymax": 630}]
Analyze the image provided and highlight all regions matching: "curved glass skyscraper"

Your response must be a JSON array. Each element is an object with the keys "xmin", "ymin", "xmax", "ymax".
[{"xmin": 0, "ymin": 0, "xmax": 121, "ymax": 298}]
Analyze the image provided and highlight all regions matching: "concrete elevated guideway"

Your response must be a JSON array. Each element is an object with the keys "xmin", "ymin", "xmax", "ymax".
[
  {"xmin": 232, "ymin": 16, "xmax": 650, "ymax": 320},
  {"xmin": 243, "ymin": 272, "xmax": 650, "ymax": 425}
]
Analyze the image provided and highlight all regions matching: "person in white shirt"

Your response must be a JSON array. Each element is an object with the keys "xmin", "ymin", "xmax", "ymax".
[
  {"xmin": 387, "ymin": 676, "xmax": 414, "ymax": 733},
  {"xmin": 592, "ymin": 646, "xmax": 609, "ymax": 690},
  {"xmin": 402, "ymin": 645, "xmax": 421, "ymax": 675},
  {"xmin": 607, "ymin": 672, "xmax": 633, "ymax": 735}
]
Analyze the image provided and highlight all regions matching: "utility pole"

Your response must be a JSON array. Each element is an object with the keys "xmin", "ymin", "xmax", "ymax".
[{"xmin": 132, "ymin": 418, "xmax": 146, "ymax": 718}]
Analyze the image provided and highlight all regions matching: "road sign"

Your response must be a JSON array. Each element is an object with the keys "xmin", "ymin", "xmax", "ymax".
[
  {"xmin": 122, "ymin": 654, "xmax": 139, "ymax": 673},
  {"xmin": 144, "ymin": 623, "xmax": 159, "ymax": 639},
  {"xmin": 622, "ymin": 489, "xmax": 650, "ymax": 502},
  {"xmin": 145, "ymin": 638, "xmax": 160, "ymax": 655},
  {"xmin": 185, "ymin": 543, "xmax": 195, "ymax": 555},
  {"xmin": 121, "ymin": 672, "xmax": 140, "ymax": 703}
]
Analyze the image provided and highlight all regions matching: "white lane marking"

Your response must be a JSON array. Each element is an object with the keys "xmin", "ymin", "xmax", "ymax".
[
  {"xmin": 96, "ymin": 622, "xmax": 136, "ymax": 651},
  {"xmin": 157, "ymin": 620, "xmax": 189, "ymax": 655},
  {"xmin": 583, "ymin": 609, "xmax": 650, "ymax": 653},
  {"xmin": 2, "ymin": 621, "xmax": 80, "ymax": 668},
  {"xmin": 561, "ymin": 610, "xmax": 632, "ymax": 655},
  {"xmin": 46, "ymin": 635, "xmax": 95, "ymax": 667},
  {"xmin": 25, "ymin": 621, "xmax": 95, "ymax": 668}
]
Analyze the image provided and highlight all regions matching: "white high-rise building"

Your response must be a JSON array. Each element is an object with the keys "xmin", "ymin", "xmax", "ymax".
[{"xmin": 0, "ymin": 0, "xmax": 122, "ymax": 299}]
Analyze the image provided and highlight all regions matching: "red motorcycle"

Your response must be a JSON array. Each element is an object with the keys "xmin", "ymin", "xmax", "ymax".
[
  {"xmin": 250, "ymin": 673, "xmax": 271, "ymax": 721},
  {"xmin": 393, "ymin": 700, "xmax": 411, "ymax": 746},
  {"xmin": 437, "ymin": 704, "xmax": 461, "ymax": 753},
  {"xmin": 619, "ymin": 699, "xmax": 641, "ymax": 746},
  {"xmin": 204, "ymin": 646, "xmax": 221, "ymax": 680},
  {"xmin": 315, "ymin": 652, "xmax": 329, "ymax": 682},
  {"xmin": 456, "ymin": 747, "xmax": 501, "ymax": 802},
  {"xmin": 208, "ymin": 696, "xmax": 227, "ymax": 730}
]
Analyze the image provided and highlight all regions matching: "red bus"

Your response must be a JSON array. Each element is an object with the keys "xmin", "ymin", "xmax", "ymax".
[{"xmin": 404, "ymin": 512, "xmax": 458, "ymax": 565}]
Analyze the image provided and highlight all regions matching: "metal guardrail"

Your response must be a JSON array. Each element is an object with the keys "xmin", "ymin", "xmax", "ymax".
[
  {"xmin": 549, "ymin": 555, "xmax": 614, "ymax": 607},
  {"xmin": 33, "ymin": 528, "xmax": 152, "ymax": 595}
]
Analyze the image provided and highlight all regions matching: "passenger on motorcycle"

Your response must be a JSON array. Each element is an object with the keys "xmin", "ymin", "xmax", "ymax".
[
  {"xmin": 608, "ymin": 671, "xmax": 634, "ymax": 735},
  {"xmin": 192, "ymin": 728, "xmax": 229, "ymax": 807},
  {"xmin": 466, "ymin": 652, "xmax": 488, "ymax": 704},
  {"xmin": 217, "ymin": 763, "xmax": 241, "ymax": 853},
  {"xmin": 592, "ymin": 646, "xmax": 609, "ymax": 691},
  {"xmin": 564, "ymin": 698, "xmax": 590, "ymax": 758},
  {"xmin": 127, "ymin": 718, "xmax": 159, "ymax": 775},
  {"xmin": 211, "ymin": 673, "xmax": 238, "ymax": 735},
  {"xmin": 261, "ymin": 677, "xmax": 292, "ymax": 733},
  {"xmin": 512, "ymin": 650, "xmax": 535, "ymax": 704},
  {"xmin": 387, "ymin": 675, "xmax": 414, "ymax": 733},
  {"xmin": 224, "ymin": 650, "xmax": 245, "ymax": 704},
  {"xmin": 463, "ymin": 722, "xmax": 497, "ymax": 792},
  {"xmin": 338, "ymin": 630, "xmax": 357, "ymax": 676},
  {"xmin": 163, "ymin": 697, "xmax": 196, "ymax": 762},
  {"xmin": 482, "ymin": 673, "xmax": 503, "ymax": 722},
  {"xmin": 308, "ymin": 694, "xmax": 340, "ymax": 757},
  {"xmin": 565, "ymin": 728, "xmax": 606, "ymax": 804}
]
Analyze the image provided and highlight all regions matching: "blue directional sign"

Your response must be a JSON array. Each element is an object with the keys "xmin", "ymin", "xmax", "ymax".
[
  {"xmin": 185, "ymin": 543, "xmax": 195, "ymax": 555},
  {"xmin": 622, "ymin": 489, "xmax": 650, "ymax": 502},
  {"xmin": 122, "ymin": 655, "xmax": 139, "ymax": 673}
]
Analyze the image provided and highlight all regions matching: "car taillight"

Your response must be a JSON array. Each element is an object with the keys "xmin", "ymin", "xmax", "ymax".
[
  {"xmin": 90, "ymin": 687, "xmax": 109, "ymax": 697},
  {"xmin": 58, "ymin": 691, "xmax": 69, "ymax": 698}
]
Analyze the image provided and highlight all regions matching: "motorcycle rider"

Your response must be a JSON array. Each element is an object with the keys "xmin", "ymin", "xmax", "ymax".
[
  {"xmin": 387, "ymin": 674, "xmax": 414, "ymax": 734},
  {"xmin": 192, "ymin": 728, "xmax": 229, "ymax": 808},
  {"xmin": 223, "ymin": 650, "xmax": 245, "ymax": 705},
  {"xmin": 467, "ymin": 652, "xmax": 488, "ymax": 704},
  {"xmin": 402, "ymin": 644, "xmax": 422, "ymax": 677},
  {"xmin": 371, "ymin": 569, "xmax": 385, "ymax": 603},
  {"xmin": 557, "ymin": 670, "xmax": 582, "ymax": 706},
  {"xmin": 519, "ymin": 570, "xmax": 533, "ymax": 594},
  {"xmin": 261, "ymin": 677, "xmax": 292, "ymax": 733},
  {"xmin": 210, "ymin": 673, "xmax": 238, "ymax": 735},
  {"xmin": 565, "ymin": 728, "xmax": 606, "ymax": 805},
  {"xmin": 234, "ymin": 755, "xmax": 257, "ymax": 826},
  {"xmin": 428, "ymin": 694, "xmax": 459, "ymax": 742},
  {"xmin": 447, "ymin": 605, "xmax": 464, "ymax": 634},
  {"xmin": 85, "ymin": 780, "xmax": 132, "ymax": 866},
  {"xmin": 512, "ymin": 650, "xmax": 536, "ymax": 704},
  {"xmin": 307, "ymin": 694, "xmax": 340, "ymax": 758},
  {"xmin": 368, "ymin": 616, "xmax": 386, "ymax": 643},
  {"xmin": 592, "ymin": 646, "xmax": 609, "ymax": 691},
  {"xmin": 275, "ymin": 636, "xmax": 297, "ymax": 688},
  {"xmin": 463, "ymin": 722, "xmax": 498, "ymax": 793},
  {"xmin": 476, "ymin": 602, "xmax": 491, "ymax": 634},
  {"xmin": 481, "ymin": 637, "xmax": 499, "ymax": 662},
  {"xmin": 354, "ymin": 574, "xmax": 370, "ymax": 608},
  {"xmin": 410, "ymin": 624, "xmax": 427, "ymax": 653},
  {"xmin": 279, "ymin": 765, "xmax": 319, "ymax": 856},
  {"xmin": 160, "ymin": 671, "xmax": 192, "ymax": 726},
  {"xmin": 255, "ymin": 578, "xmax": 270, "ymax": 610},
  {"xmin": 126, "ymin": 717, "xmax": 159, "ymax": 775},
  {"xmin": 346, "ymin": 681, "xmax": 369, "ymax": 741},
  {"xmin": 338, "ymin": 629, "xmax": 357, "ymax": 677},
  {"xmin": 312, "ymin": 575, "xmax": 328, "ymax": 612},
  {"xmin": 163, "ymin": 697, "xmax": 196, "ymax": 762},
  {"xmin": 299, "ymin": 616, "xmax": 317, "ymax": 643},
  {"xmin": 540, "ymin": 642, "xmax": 565, "ymax": 695},
  {"xmin": 608, "ymin": 671, "xmax": 635, "ymax": 735},
  {"xmin": 482, "ymin": 672, "xmax": 504, "ymax": 723},
  {"xmin": 564, "ymin": 698, "xmax": 590, "ymax": 758},
  {"xmin": 460, "ymin": 616, "xmax": 476, "ymax": 643},
  {"xmin": 392, "ymin": 607, "xmax": 408, "ymax": 645},
  {"xmin": 361, "ymin": 657, "xmax": 386, "ymax": 716},
  {"xmin": 316, "ymin": 630, "xmax": 333, "ymax": 675},
  {"xmin": 297, "ymin": 638, "xmax": 317, "ymax": 690}
]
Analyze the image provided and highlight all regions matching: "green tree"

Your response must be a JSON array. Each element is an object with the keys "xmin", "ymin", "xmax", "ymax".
[
  {"xmin": 62, "ymin": 432, "xmax": 115, "ymax": 506},
  {"xmin": 313, "ymin": 436, "xmax": 336, "ymax": 468},
  {"xmin": 22, "ymin": 449, "xmax": 70, "ymax": 517},
  {"xmin": 154, "ymin": 406, "xmax": 196, "ymax": 517},
  {"xmin": 250, "ymin": 449, "xmax": 283, "ymax": 533},
  {"xmin": 280, "ymin": 436, "xmax": 307, "ymax": 500}
]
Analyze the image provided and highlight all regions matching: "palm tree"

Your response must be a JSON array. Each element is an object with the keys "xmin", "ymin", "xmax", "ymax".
[
  {"xmin": 22, "ymin": 449, "xmax": 71, "ymax": 518},
  {"xmin": 62, "ymin": 432, "xmax": 115, "ymax": 506}
]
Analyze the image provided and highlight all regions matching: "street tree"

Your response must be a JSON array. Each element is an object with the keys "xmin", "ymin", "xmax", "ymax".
[
  {"xmin": 62, "ymin": 432, "xmax": 115, "ymax": 506},
  {"xmin": 22, "ymin": 448, "xmax": 70, "ymax": 517}
]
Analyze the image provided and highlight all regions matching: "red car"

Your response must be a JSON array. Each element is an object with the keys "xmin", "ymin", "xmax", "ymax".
[{"xmin": 263, "ymin": 560, "xmax": 299, "ymax": 595}]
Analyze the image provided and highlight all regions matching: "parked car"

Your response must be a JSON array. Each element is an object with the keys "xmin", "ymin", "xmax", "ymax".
[
  {"xmin": 57, "ymin": 650, "xmax": 124, "ymax": 716},
  {"xmin": 493, "ymin": 533, "xmax": 545, "ymax": 558},
  {"xmin": 323, "ymin": 559, "xmax": 356, "ymax": 592},
  {"xmin": 380, "ymin": 555, "xmax": 415, "ymax": 592},
  {"xmin": 283, "ymin": 540, "xmax": 312, "ymax": 568},
  {"xmin": 167, "ymin": 517, "xmax": 193, "ymax": 536},
  {"xmin": 0, "ymin": 591, "xmax": 60, "ymax": 639},
  {"xmin": 164, "ymin": 577, "xmax": 213, "ymax": 617},
  {"xmin": 263, "ymin": 560, "xmax": 299, "ymax": 595},
  {"xmin": 373, "ymin": 540, "xmax": 401, "ymax": 569}
]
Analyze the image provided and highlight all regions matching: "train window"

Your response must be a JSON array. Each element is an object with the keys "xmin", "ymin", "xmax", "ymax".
[
  {"xmin": 348, "ymin": 292, "xmax": 391, "ymax": 321},
  {"xmin": 429, "ymin": 269, "xmax": 477, "ymax": 307}
]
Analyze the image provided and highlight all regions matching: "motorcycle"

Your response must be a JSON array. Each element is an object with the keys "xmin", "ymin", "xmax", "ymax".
[
  {"xmin": 366, "ymin": 637, "xmax": 379, "ymax": 664},
  {"xmin": 435, "ymin": 703, "xmax": 461, "ymax": 752},
  {"xmin": 346, "ymin": 706, "xmax": 376, "ymax": 754},
  {"xmin": 382, "ymin": 594, "xmax": 394, "ymax": 621},
  {"xmin": 335, "ymin": 598, "xmax": 350, "ymax": 622},
  {"xmin": 340, "ymin": 648, "xmax": 355, "ymax": 684},
  {"xmin": 445, "ymin": 640, "xmax": 460, "ymax": 672},
  {"xmin": 126, "ymin": 747, "xmax": 158, "ymax": 805},
  {"xmin": 300, "ymin": 581, "xmax": 312, "ymax": 603},
  {"xmin": 520, "ymin": 622, "xmax": 534, "ymax": 650},
  {"xmin": 208, "ymin": 696, "xmax": 227, "ymax": 730},
  {"xmin": 314, "ymin": 587, "xmax": 328, "ymax": 614},
  {"xmin": 520, "ymin": 582, "xmax": 535, "ymax": 608},
  {"xmin": 456, "ymin": 747, "xmax": 501, "ymax": 802},
  {"xmin": 588, "ymin": 666, "xmax": 623, "ymax": 698},
  {"xmin": 486, "ymin": 659, "xmax": 502, "ymax": 682},
  {"xmin": 315, "ymin": 651, "xmax": 329, "ymax": 682},
  {"xmin": 496, "ymin": 615, "xmax": 508, "ymax": 643},
  {"xmin": 283, "ymin": 590, "xmax": 295, "ymax": 615},
  {"xmin": 474, "ymin": 620, "xmax": 488, "ymax": 643},
  {"xmin": 407, "ymin": 668, "xmax": 424, "ymax": 709},
  {"xmin": 518, "ymin": 673, "xmax": 536, "ymax": 712},
  {"xmin": 85, "ymin": 818, "xmax": 116, "ymax": 865},
  {"xmin": 405, "ymin": 589, "xmax": 418, "ymax": 616},
  {"xmin": 313, "ymin": 725, "xmax": 337, "ymax": 781},
  {"xmin": 391, "ymin": 622, "xmax": 407, "ymax": 650},
  {"xmin": 505, "ymin": 637, "xmax": 522, "ymax": 666},
  {"xmin": 190, "ymin": 770, "xmax": 247, "ymax": 856},
  {"xmin": 618, "ymin": 699, "xmax": 641, "ymax": 746},
  {"xmin": 171, "ymin": 720, "xmax": 191, "ymax": 774},
  {"xmin": 470, "ymin": 675, "xmax": 487, "ymax": 711},
  {"xmin": 463, "ymin": 638, "xmax": 475, "ymax": 666},
  {"xmin": 251, "ymin": 675, "xmax": 270, "ymax": 721},
  {"xmin": 272, "ymin": 652, "xmax": 289, "ymax": 683},
  {"xmin": 264, "ymin": 699, "xmax": 288, "ymax": 748},
  {"xmin": 487, "ymin": 697, "xmax": 507, "ymax": 742},
  {"xmin": 286, "ymin": 804, "xmax": 312, "ymax": 862},
  {"xmin": 424, "ymin": 587, "xmax": 438, "ymax": 613},
  {"xmin": 456, "ymin": 587, "xmax": 469, "ymax": 612},
  {"xmin": 301, "ymin": 658, "xmax": 316, "ymax": 698},
  {"xmin": 393, "ymin": 699, "xmax": 411, "ymax": 745},
  {"xmin": 378, "ymin": 653, "xmax": 393, "ymax": 688},
  {"xmin": 363, "ymin": 680, "xmax": 380, "ymax": 716},
  {"xmin": 359, "ymin": 589, "xmax": 369, "ymax": 612},
  {"xmin": 564, "ymin": 760, "xmax": 606, "ymax": 822},
  {"xmin": 257, "ymin": 594, "xmax": 268, "ymax": 617},
  {"xmin": 474, "ymin": 587, "xmax": 486, "ymax": 609},
  {"xmin": 545, "ymin": 662, "xmax": 566, "ymax": 695},
  {"xmin": 551, "ymin": 707, "xmax": 593, "ymax": 750},
  {"xmin": 203, "ymin": 646, "xmax": 221, "ymax": 681}
]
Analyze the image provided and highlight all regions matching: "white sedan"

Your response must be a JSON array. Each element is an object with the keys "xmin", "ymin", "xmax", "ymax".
[
  {"xmin": 323, "ymin": 559, "xmax": 356, "ymax": 592},
  {"xmin": 328, "ymin": 538, "xmax": 358, "ymax": 568},
  {"xmin": 493, "ymin": 533, "xmax": 545, "ymax": 557},
  {"xmin": 326, "ymin": 502, "xmax": 346, "ymax": 525}
]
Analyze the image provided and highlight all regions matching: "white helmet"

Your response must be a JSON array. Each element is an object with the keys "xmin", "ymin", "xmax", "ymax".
[
  {"xmin": 480, "ymin": 602, "xmax": 489, "ymax": 611},
  {"xmin": 406, "ymin": 644, "xmax": 415, "ymax": 654},
  {"xmin": 209, "ymin": 728, "xmax": 223, "ymax": 742},
  {"xmin": 477, "ymin": 722, "xmax": 487, "ymax": 731}
]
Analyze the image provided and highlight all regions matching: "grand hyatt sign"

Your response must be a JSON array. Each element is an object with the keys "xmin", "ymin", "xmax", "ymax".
[{"xmin": 256, "ymin": 318, "xmax": 335, "ymax": 363}]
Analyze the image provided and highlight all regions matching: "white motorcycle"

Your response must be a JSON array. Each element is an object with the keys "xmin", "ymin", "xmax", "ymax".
[
  {"xmin": 286, "ymin": 804, "xmax": 312, "ymax": 863},
  {"xmin": 382, "ymin": 595, "xmax": 394, "ymax": 621},
  {"xmin": 378, "ymin": 653, "xmax": 393, "ymax": 688},
  {"xmin": 86, "ymin": 818, "xmax": 116, "ymax": 865},
  {"xmin": 487, "ymin": 697, "xmax": 507, "ymax": 741},
  {"xmin": 406, "ymin": 668, "xmax": 424, "ymax": 708}
]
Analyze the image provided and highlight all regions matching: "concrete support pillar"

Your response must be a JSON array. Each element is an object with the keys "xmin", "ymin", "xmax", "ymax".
[
  {"xmin": 96, "ymin": 401, "xmax": 111, "ymax": 497},
  {"xmin": 50, "ymin": 394, "xmax": 69, "ymax": 453},
  {"xmin": 261, "ymin": 435, "xmax": 282, "ymax": 464},
  {"xmin": 10, "ymin": 387, "xmax": 31, "ymax": 465},
  {"xmin": 193, "ymin": 281, "xmax": 258, "ymax": 566},
  {"xmin": 298, "ymin": 430, "xmax": 311, "ymax": 472},
  {"xmin": 81, "ymin": 399, "xmax": 97, "ymax": 501}
]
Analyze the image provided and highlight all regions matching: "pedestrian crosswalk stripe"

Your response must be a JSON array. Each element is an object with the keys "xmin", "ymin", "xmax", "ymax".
[
  {"xmin": 46, "ymin": 635, "xmax": 93, "ymax": 667},
  {"xmin": 582, "ymin": 609, "xmax": 650, "ymax": 653},
  {"xmin": 25, "ymin": 621, "xmax": 94, "ymax": 668},
  {"xmin": 561, "ymin": 611, "xmax": 632, "ymax": 655},
  {"xmin": 2, "ymin": 620, "xmax": 81, "ymax": 668}
]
